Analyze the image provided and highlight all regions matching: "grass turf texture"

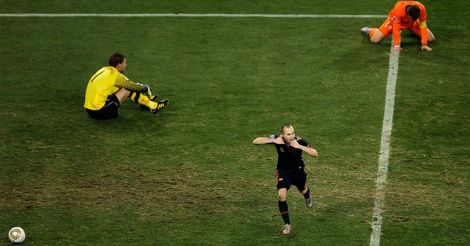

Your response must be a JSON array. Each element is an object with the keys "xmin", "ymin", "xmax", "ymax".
[{"xmin": 0, "ymin": 1, "xmax": 469, "ymax": 245}]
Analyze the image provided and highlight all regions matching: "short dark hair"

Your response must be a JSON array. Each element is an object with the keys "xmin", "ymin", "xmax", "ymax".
[
  {"xmin": 406, "ymin": 5, "xmax": 420, "ymax": 20},
  {"xmin": 280, "ymin": 123, "xmax": 293, "ymax": 133},
  {"xmin": 108, "ymin": 52, "xmax": 125, "ymax": 67}
]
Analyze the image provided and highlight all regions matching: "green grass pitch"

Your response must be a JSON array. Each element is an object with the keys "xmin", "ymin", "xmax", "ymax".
[{"xmin": 0, "ymin": 0, "xmax": 468, "ymax": 245}]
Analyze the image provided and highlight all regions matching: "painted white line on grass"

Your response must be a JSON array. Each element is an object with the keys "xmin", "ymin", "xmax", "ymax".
[
  {"xmin": 369, "ymin": 46, "xmax": 400, "ymax": 246},
  {"xmin": 0, "ymin": 13, "xmax": 386, "ymax": 18}
]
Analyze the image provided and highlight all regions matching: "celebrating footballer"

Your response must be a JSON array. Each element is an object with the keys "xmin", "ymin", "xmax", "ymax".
[{"xmin": 253, "ymin": 124, "xmax": 318, "ymax": 235}]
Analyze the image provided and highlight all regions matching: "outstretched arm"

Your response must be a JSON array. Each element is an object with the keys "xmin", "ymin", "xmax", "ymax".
[
  {"xmin": 290, "ymin": 139, "xmax": 319, "ymax": 157},
  {"xmin": 253, "ymin": 136, "xmax": 284, "ymax": 145}
]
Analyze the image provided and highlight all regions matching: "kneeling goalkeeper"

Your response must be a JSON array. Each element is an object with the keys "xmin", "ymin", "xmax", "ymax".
[{"xmin": 84, "ymin": 52, "xmax": 169, "ymax": 120}]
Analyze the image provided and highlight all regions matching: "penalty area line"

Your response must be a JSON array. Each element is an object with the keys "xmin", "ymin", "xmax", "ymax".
[
  {"xmin": 369, "ymin": 45, "xmax": 400, "ymax": 246},
  {"xmin": 0, "ymin": 13, "xmax": 387, "ymax": 18}
]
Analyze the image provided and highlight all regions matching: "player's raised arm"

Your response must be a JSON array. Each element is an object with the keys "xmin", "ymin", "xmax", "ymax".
[
  {"xmin": 290, "ymin": 139, "xmax": 319, "ymax": 157},
  {"xmin": 252, "ymin": 136, "xmax": 284, "ymax": 145}
]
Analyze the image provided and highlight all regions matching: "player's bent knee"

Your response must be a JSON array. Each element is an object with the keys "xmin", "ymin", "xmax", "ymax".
[
  {"xmin": 115, "ymin": 88, "xmax": 131, "ymax": 103},
  {"xmin": 278, "ymin": 188, "xmax": 287, "ymax": 201},
  {"xmin": 278, "ymin": 194, "xmax": 287, "ymax": 201}
]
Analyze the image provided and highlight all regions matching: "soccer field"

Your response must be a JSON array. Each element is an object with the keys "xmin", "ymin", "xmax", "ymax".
[{"xmin": 0, "ymin": 0, "xmax": 469, "ymax": 245}]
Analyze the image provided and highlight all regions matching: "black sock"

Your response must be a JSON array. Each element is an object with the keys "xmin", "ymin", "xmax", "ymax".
[
  {"xmin": 278, "ymin": 201, "xmax": 290, "ymax": 224},
  {"xmin": 129, "ymin": 91, "xmax": 141, "ymax": 103},
  {"xmin": 303, "ymin": 189, "xmax": 311, "ymax": 199}
]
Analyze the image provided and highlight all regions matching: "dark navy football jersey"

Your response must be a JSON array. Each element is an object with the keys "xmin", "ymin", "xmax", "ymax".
[{"xmin": 269, "ymin": 135, "xmax": 310, "ymax": 173}]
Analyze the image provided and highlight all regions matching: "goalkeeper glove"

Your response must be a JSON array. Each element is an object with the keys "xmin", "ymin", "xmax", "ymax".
[{"xmin": 143, "ymin": 84, "xmax": 153, "ymax": 97}]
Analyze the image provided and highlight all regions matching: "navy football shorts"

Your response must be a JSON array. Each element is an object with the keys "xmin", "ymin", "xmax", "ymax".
[
  {"xmin": 276, "ymin": 169, "xmax": 307, "ymax": 191},
  {"xmin": 86, "ymin": 94, "xmax": 120, "ymax": 120}
]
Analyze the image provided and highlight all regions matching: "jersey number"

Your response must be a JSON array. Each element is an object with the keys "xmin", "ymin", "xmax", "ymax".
[{"xmin": 90, "ymin": 70, "xmax": 104, "ymax": 83}]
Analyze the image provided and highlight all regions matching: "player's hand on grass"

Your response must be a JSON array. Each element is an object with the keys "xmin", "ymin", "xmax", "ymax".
[{"xmin": 421, "ymin": 45, "xmax": 432, "ymax": 52}]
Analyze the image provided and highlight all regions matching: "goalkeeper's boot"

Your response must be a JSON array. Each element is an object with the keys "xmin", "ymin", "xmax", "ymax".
[
  {"xmin": 306, "ymin": 197, "xmax": 313, "ymax": 208},
  {"xmin": 151, "ymin": 99, "xmax": 169, "ymax": 114},
  {"xmin": 282, "ymin": 224, "xmax": 292, "ymax": 236}
]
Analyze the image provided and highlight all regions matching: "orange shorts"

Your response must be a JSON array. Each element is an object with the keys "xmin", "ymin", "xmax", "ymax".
[{"xmin": 378, "ymin": 18, "xmax": 423, "ymax": 37}]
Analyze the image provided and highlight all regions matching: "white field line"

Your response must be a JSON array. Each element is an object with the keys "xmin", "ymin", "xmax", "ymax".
[
  {"xmin": 369, "ymin": 46, "xmax": 400, "ymax": 246},
  {"xmin": 0, "ymin": 13, "xmax": 386, "ymax": 18}
]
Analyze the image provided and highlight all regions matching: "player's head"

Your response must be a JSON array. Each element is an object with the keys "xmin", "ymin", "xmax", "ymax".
[
  {"xmin": 109, "ymin": 52, "xmax": 127, "ymax": 72},
  {"xmin": 280, "ymin": 124, "xmax": 295, "ymax": 144},
  {"xmin": 406, "ymin": 5, "xmax": 420, "ymax": 20}
]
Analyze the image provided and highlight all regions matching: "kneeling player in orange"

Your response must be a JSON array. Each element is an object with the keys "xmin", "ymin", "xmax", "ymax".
[{"xmin": 361, "ymin": 1, "xmax": 435, "ymax": 52}]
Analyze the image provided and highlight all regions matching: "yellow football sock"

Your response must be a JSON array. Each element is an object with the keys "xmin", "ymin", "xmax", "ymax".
[{"xmin": 129, "ymin": 92, "xmax": 158, "ymax": 110}]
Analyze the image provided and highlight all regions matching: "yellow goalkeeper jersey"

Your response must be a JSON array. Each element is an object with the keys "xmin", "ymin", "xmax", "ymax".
[{"xmin": 84, "ymin": 66, "xmax": 146, "ymax": 110}]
